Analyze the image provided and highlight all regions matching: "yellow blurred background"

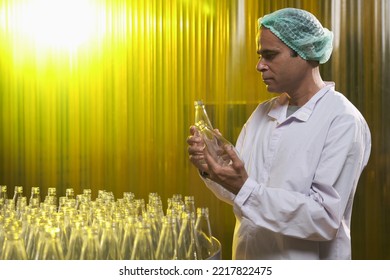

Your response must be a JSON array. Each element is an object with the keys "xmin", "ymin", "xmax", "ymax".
[{"xmin": 0, "ymin": 0, "xmax": 389, "ymax": 259}]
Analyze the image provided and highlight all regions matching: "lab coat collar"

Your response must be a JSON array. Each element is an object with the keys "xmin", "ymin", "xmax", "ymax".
[{"xmin": 268, "ymin": 82, "xmax": 335, "ymax": 124}]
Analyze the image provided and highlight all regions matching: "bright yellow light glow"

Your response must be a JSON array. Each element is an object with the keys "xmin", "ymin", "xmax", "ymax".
[
  {"xmin": 3, "ymin": 0, "xmax": 105, "ymax": 50},
  {"xmin": 0, "ymin": 7, "xmax": 5, "ymax": 30}
]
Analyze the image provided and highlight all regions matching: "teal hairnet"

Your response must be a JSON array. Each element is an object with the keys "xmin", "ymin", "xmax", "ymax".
[{"xmin": 258, "ymin": 8, "xmax": 333, "ymax": 64}]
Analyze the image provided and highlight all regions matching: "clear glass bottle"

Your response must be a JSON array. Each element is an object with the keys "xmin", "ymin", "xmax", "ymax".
[
  {"xmin": 40, "ymin": 226, "xmax": 65, "ymax": 260},
  {"xmin": 1, "ymin": 221, "xmax": 28, "ymax": 260},
  {"xmin": 143, "ymin": 211, "xmax": 161, "ymax": 253},
  {"xmin": 194, "ymin": 100, "xmax": 212, "ymax": 165},
  {"xmin": 0, "ymin": 215, "xmax": 4, "ymax": 257},
  {"xmin": 45, "ymin": 187, "xmax": 57, "ymax": 205},
  {"xmin": 1, "ymin": 188, "xmax": 216, "ymax": 260},
  {"xmin": 28, "ymin": 198, "xmax": 40, "ymax": 210},
  {"xmin": 66, "ymin": 218, "xmax": 84, "ymax": 260},
  {"xmin": 0, "ymin": 185, "xmax": 7, "ymax": 211},
  {"xmin": 65, "ymin": 188, "xmax": 75, "ymax": 200},
  {"xmin": 2, "ymin": 199, "xmax": 15, "ymax": 219},
  {"xmin": 134, "ymin": 198, "xmax": 145, "ymax": 220},
  {"xmin": 194, "ymin": 100, "xmax": 236, "ymax": 166},
  {"xmin": 51, "ymin": 212, "xmax": 68, "ymax": 258},
  {"xmin": 184, "ymin": 196, "xmax": 196, "ymax": 219},
  {"xmin": 16, "ymin": 196, "xmax": 27, "ymax": 219},
  {"xmin": 58, "ymin": 196, "xmax": 67, "ymax": 212},
  {"xmin": 20, "ymin": 209, "xmax": 36, "ymax": 246},
  {"xmin": 29, "ymin": 186, "xmax": 41, "ymax": 206},
  {"xmin": 99, "ymin": 220, "xmax": 120, "ymax": 260},
  {"xmin": 195, "ymin": 207, "xmax": 214, "ymax": 259},
  {"xmin": 166, "ymin": 208, "xmax": 181, "ymax": 243},
  {"xmin": 121, "ymin": 215, "xmax": 137, "ymax": 260},
  {"xmin": 83, "ymin": 188, "xmax": 92, "ymax": 200},
  {"xmin": 32, "ymin": 220, "xmax": 50, "ymax": 260},
  {"xmin": 25, "ymin": 215, "xmax": 41, "ymax": 259},
  {"xmin": 197, "ymin": 123, "xmax": 237, "ymax": 166},
  {"xmin": 177, "ymin": 211, "xmax": 201, "ymax": 260},
  {"xmin": 0, "ymin": 185, "xmax": 7, "ymax": 199},
  {"xmin": 123, "ymin": 192, "xmax": 135, "ymax": 204},
  {"xmin": 194, "ymin": 100, "xmax": 214, "ymax": 130},
  {"xmin": 130, "ymin": 221, "xmax": 155, "ymax": 260},
  {"xmin": 155, "ymin": 216, "xmax": 178, "ymax": 260},
  {"xmin": 12, "ymin": 185, "xmax": 24, "ymax": 208},
  {"xmin": 80, "ymin": 226, "xmax": 101, "ymax": 260}
]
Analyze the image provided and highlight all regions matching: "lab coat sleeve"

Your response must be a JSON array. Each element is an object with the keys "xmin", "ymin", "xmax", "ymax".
[
  {"xmin": 233, "ymin": 113, "xmax": 371, "ymax": 241},
  {"xmin": 200, "ymin": 175, "xmax": 236, "ymax": 206},
  {"xmin": 197, "ymin": 115, "xmax": 254, "ymax": 206}
]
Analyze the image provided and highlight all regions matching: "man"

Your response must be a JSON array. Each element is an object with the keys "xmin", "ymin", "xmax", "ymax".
[{"xmin": 187, "ymin": 8, "xmax": 371, "ymax": 259}]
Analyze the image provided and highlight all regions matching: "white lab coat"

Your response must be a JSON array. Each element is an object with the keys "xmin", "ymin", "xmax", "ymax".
[{"xmin": 202, "ymin": 83, "xmax": 371, "ymax": 259}]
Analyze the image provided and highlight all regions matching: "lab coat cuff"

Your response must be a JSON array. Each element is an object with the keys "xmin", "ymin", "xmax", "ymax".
[{"xmin": 233, "ymin": 177, "xmax": 259, "ymax": 218}]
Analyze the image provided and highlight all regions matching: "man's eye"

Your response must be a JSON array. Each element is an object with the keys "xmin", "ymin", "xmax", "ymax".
[
  {"xmin": 263, "ymin": 54, "xmax": 276, "ymax": 60},
  {"xmin": 258, "ymin": 53, "xmax": 276, "ymax": 61}
]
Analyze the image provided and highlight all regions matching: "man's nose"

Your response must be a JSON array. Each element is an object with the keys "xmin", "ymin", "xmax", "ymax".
[{"xmin": 256, "ymin": 60, "xmax": 268, "ymax": 72}]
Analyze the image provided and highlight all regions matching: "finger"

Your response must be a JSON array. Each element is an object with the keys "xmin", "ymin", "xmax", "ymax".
[
  {"xmin": 224, "ymin": 145, "xmax": 237, "ymax": 160},
  {"xmin": 203, "ymin": 145, "xmax": 219, "ymax": 171},
  {"xmin": 188, "ymin": 144, "xmax": 205, "ymax": 156},
  {"xmin": 189, "ymin": 154, "xmax": 204, "ymax": 162},
  {"xmin": 187, "ymin": 134, "xmax": 205, "ymax": 149},
  {"xmin": 190, "ymin": 125, "xmax": 200, "ymax": 136},
  {"xmin": 187, "ymin": 135, "xmax": 203, "ymax": 145},
  {"xmin": 189, "ymin": 154, "xmax": 209, "ymax": 172},
  {"xmin": 223, "ymin": 145, "xmax": 244, "ymax": 168}
]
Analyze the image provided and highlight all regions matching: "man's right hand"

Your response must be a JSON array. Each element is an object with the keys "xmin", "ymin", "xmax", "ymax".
[{"xmin": 186, "ymin": 125, "xmax": 208, "ymax": 172}]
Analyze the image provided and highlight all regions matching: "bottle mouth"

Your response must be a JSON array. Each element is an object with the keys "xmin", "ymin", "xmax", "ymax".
[{"xmin": 194, "ymin": 100, "xmax": 204, "ymax": 106}]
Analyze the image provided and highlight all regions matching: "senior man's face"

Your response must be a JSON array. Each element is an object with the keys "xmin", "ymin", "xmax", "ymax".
[{"xmin": 256, "ymin": 28, "xmax": 310, "ymax": 95}]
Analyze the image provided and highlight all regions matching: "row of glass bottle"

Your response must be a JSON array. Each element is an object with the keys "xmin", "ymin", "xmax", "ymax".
[{"xmin": 0, "ymin": 185, "xmax": 216, "ymax": 260}]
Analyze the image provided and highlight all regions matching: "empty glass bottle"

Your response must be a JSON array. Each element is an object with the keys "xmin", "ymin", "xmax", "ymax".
[
  {"xmin": 184, "ymin": 196, "xmax": 196, "ymax": 220},
  {"xmin": 66, "ymin": 218, "xmax": 84, "ymax": 260},
  {"xmin": 16, "ymin": 197, "xmax": 27, "ymax": 219},
  {"xmin": 0, "ymin": 216, "xmax": 4, "ymax": 256},
  {"xmin": 1, "ymin": 188, "xmax": 216, "ymax": 260},
  {"xmin": 1, "ymin": 221, "xmax": 27, "ymax": 260},
  {"xmin": 29, "ymin": 187, "xmax": 41, "ymax": 207},
  {"xmin": 155, "ymin": 216, "xmax": 178, "ymax": 260},
  {"xmin": 198, "ymin": 124, "xmax": 237, "ymax": 166},
  {"xmin": 32, "ymin": 220, "xmax": 50, "ymax": 260},
  {"xmin": 45, "ymin": 187, "xmax": 57, "ymax": 206},
  {"xmin": 195, "ymin": 207, "xmax": 214, "ymax": 259},
  {"xmin": 123, "ymin": 192, "xmax": 135, "ymax": 204},
  {"xmin": 66, "ymin": 188, "xmax": 75, "ymax": 200},
  {"xmin": 58, "ymin": 196, "xmax": 67, "ymax": 212},
  {"xmin": 194, "ymin": 100, "xmax": 214, "ymax": 130},
  {"xmin": 40, "ymin": 226, "xmax": 65, "ymax": 260},
  {"xmin": 2, "ymin": 199, "xmax": 15, "ymax": 220},
  {"xmin": 0, "ymin": 185, "xmax": 7, "ymax": 199},
  {"xmin": 194, "ymin": 101, "xmax": 212, "ymax": 165},
  {"xmin": 100, "ymin": 220, "xmax": 120, "ymax": 260},
  {"xmin": 80, "ymin": 226, "xmax": 101, "ymax": 260},
  {"xmin": 25, "ymin": 215, "xmax": 41, "ymax": 259},
  {"xmin": 166, "ymin": 208, "xmax": 181, "ymax": 244},
  {"xmin": 134, "ymin": 199, "xmax": 145, "ymax": 220},
  {"xmin": 131, "ymin": 221, "xmax": 155, "ymax": 260},
  {"xmin": 120, "ymin": 215, "xmax": 137, "ymax": 260},
  {"xmin": 194, "ymin": 100, "xmax": 236, "ymax": 166},
  {"xmin": 177, "ymin": 211, "xmax": 201, "ymax": 260},
  {"xmin": 0, "ymin": 185, "xmax": 7, "ymax": 211},
  {"xmin": 13, "ymin": 186, "xmax": 24, "ymax": 209}
]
